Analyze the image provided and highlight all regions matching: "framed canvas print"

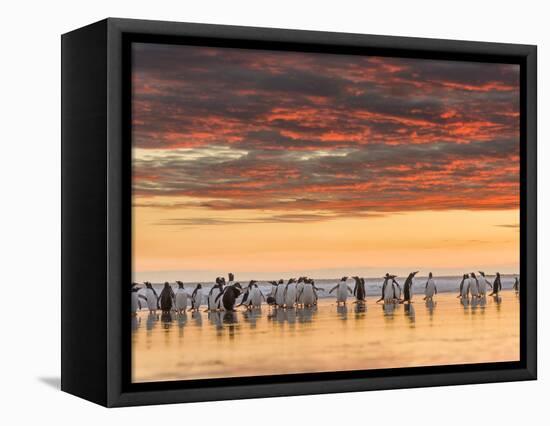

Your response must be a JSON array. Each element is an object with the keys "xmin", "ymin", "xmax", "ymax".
[{"xmin": 61, "ymin": 18, "xmax": 537, "ymax": 407}]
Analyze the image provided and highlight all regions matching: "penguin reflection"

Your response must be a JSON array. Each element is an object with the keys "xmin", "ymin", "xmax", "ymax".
[
  {"xmin": 383, "ymin": 302, "xmax": 396, "ymax": 318},
  {"xmin": 470, "ymin": 295, "xmax": 479, "ymax": 312},
  {"xmin": 242, "ymin": 308, "xmax": 262, "ymax": 327},
  {"xmin": 223, "ymin": 311, "xmax": 239, "ymax": 339},
  {"xmin": 222, "ymin": 310, "xmax": 238, "ymax": 325},
  {"xmin": 146, "ymin": 312, "xmax": 157, "ymax": 332},
  {"xmin": 176, "ymin": 312, "xmax": 187, "ymax": 337},
  {"xmin": 425, "ymin": 299, "xmax": 436, "ymax": 317},
  {"xmin": 494, "ymin": 294, "xmax": 502, "ymax": 310},
  {"xmin": 460, "ymin": 296, "xmax": 470, "ymax": 311},
  {"xmin": 512, "ymin": 277, "xmax": 520, "ymax": 295},
  {"xmin": 404, "ymin": 302, "xmax": 415, "ymax": 325},
  {"xmin": 285, "ymin": 308, "xmax": 297, "ymax": 325},
  {"xmin": 354, "ymin": 302, "xmax": 367, "ymax": 317},
  {"xmin": 296, "ymin": 305, "xmax": 317, "ymax": 323},
  {"xmin": 160, "ymin": 311, "xmax": 173, "ymax": 330},
  {"xmin": 337, "ymin": 304, "xmax": 348, "ymax": 321},
  {"xmin": 190, "ymin": 310, "xmax": 203, "ymax": 327},
  {"xmin": 209, "ymin": 311, "xmax": 224, "ymax": 334},
  {"xmin": 131, "ymin": 315, "xmax": 140, "ymax": 332},
  {"xmin": 479, "ymin": 295, "xmax": 487, "ymax": 311}
]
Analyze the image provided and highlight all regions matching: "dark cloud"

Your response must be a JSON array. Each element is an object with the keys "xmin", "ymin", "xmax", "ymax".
[{"xmin": 132, "ymin": 43, "xmax": 520, "ymax": 221}]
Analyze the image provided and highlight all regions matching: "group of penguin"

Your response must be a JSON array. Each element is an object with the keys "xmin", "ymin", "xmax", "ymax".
[
  {"xmin": 131, "ymin": 274, "xmax": 326, "ymax": 315},
  {"xmin": 131, "ymin": 273, "xmax": 246, "ymax": 314},
  {"xmin": 131, "ymin": 271, "xmax": 521, "ymax": 315},
  {"xmin": 457, "ymin": 271, "xmax": 519, "ymax": 299}
]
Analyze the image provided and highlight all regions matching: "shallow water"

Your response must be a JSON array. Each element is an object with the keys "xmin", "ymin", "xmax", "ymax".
[{"xmin": 131, "ymin": 290, "xmax": 519, "ymax": 382}]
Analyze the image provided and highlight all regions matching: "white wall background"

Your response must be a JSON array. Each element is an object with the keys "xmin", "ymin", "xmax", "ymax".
[{"xmin": 1, "ymin": 0, "xmax": 546, "ymax": 423}]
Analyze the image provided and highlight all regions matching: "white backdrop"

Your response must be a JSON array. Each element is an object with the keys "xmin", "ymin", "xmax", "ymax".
[{"xmin": 1, "ymin": 0, "xmax": 546, "ymax": 423}]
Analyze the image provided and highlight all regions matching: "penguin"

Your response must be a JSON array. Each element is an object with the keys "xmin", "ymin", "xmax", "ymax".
[
  {"xmin": 207, "ymin": 277, "xmax": 224, "ymax": 311},
  {"xmin": 283, "ymin": 278, "xmax": 298, "ymax": 308},
  {"xmin": 312, "ymin": 281, "xmax": 324, "ymax": 305},
  {"xmin": 424, "ymin": 272, "xmax": 437, "ymax": 301},
  {"xmin": 219, "ymin": 282, "xmax": 242, "ymax": 311},
  {"xmin": 458, "ymin": 274, "xmax": 469, "ymax": 299},
  {"xmin": 299, "ymin": 279, "xmax": 316, "ymax": 307},
  {"xmin": 189, "ymin": 284, "xmax": 203, "ymax": 312},
  {"xmin": 237, "ymin": 281, "xmax": 256, "ymax": 308},
  {"xmin": 174, "ymin": 281, "xmax": 188, "ymax": 313},
  {"xmin": 352, "ymin": 276, "xmax": 366, "ymax": 302},
  {"xmin": 266, "ymin": 281, "xmax": 278, "ymax": 305},
  {"xmin": 401, "ymin": 271, "xmax": 419, "ymax": 303},
  {"xmin": 274, "ymin": 279, "xmax": 286, "ymax": 307},
  {"xmin": 392, "ymin": 277, "xmax": 402, "ymax": 301},
  {"xmin": 468, "ymin": 273, "xmax": 480, "ymax": 298},
  {"xmin": 249, "ymin": 282, "xmax": 265, "ymax": 308},
  {"xmin": 379, "ymin": 273, "xmax": 397, "ymax": 304},
  {"xmin": 158, "ymin": 282, "xmax": 175, "ymax": 312},
  {"xmin": 489, "ymin": 272, "xmax": 502, "ymax": 296},
  {"xmin": 478, "ymin": 271, "xmax": 493, "ymax": 296},
  {"xmin": 512, "ymin": 277, "xmax": 520, "ymax": 294},
  {"xmin": 131, "ymin": 283, "xmax": 146, "ymax": 315},
  {"xmin": 329, "ymin": 276, "xmax": 353, "ymax": 305},
  {"xmin": 296, "ymin": 277, "xmax": 305, "ymax": 307},
  {"xmin": 144, "ymin": 282, "xmax": 158, "ymax": 313}
]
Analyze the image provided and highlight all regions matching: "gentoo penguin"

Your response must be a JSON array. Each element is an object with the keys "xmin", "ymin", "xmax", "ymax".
[
  {"xmin": 237, "ymin": 281, "xmax": 256, "ymax": 308},
  {"xmin": 274, "ymin": 279, "xmax": 286, "ymax": 307},
  {"xmin": 329, "ymin": 276, "xmax": 353, "ymax": 305},
  {"xmin": 189, "ymin": 284, "xmax": 203, "ymax": 312},
  {"xmin": 312, "ymin": 281, "xmax": 324, "ymax": 305},
  {"xmin": 424, "ymin": 272, "xmax": 437, "ymax": 301},
  {"xmin": 468, "ymin": 273, "xmax": 480, "ymax": 298},
  {"xmin": 489, "ymin": 272, "xmax": 502, "ymax": 296},
  {"xmin": 207, "ymin": 277, "xmax": 224, "ymax": 311},
  {"xmin": 159, "ymin": 282, "xmax": 175, "ymax": 312},
  {"xmin": 352, "ymin": 276, "xmax": 366, "ymax": 302},
  {"xmin": 299, "ymin": 279, "xmax": 316, "ymax": 307},
  {"xmin": 144, "ymin": 282, "xmax": 158, "ymax": 313},
  {"xmin": 478, "ymin": 271, "xmax": 493, "ymax": 296},
  {"xmin": 131, "ymin": 283, "xmax": 146, "ymax": 315},
  {"xmin": 283, "ymin": 278, "xmax": 298, "ymax": 308},
  {"xmin": 174, "ymin": 281, "xmax": 188, "ymax": 313},
  {"xmin": 513, "ymin": 277, "xmax": 520, "ymax": 294},
  {"xmin": 380, "ymin": 273, "xmax": 397, "ymax": 304},
  {"xmin": 401, "ymin": 271, "xmax": 419, "ymax": 303},
  {"xmin": 249, "ymin": 282, "xmax": 265, "ymax": 308},
  {"xmin": 296, "ymin": 277, "xmax": 305, "ymax": 307},
  {"xmin": 458, "ymin": 274, "xmax": 469, "ymax": 299},
  {"xmin": 266, "ymin": 281, "xmax": 278, "ymax": 305},
  {"xmin": 219, "ymin": 282, "xmax": 242, "ymax": 311},
  {"xmin": 392, "ymin": 277, "xmax": 402, "ymax": 301}
]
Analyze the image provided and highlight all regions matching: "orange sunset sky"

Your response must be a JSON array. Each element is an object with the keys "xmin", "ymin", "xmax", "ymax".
[{"xmin": 131, "ymin": 43, "xmax": 520, "ymax": 282}]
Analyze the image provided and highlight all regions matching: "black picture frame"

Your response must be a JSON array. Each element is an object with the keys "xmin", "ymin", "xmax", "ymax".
[{"xmin": 61, "ymin": 17, "xmax": 537, "ymax": 407}]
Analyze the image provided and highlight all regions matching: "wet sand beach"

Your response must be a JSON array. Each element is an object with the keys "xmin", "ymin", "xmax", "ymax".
[{"xmin": 132, "ymin": 290, "xmax": 519, "ymax": 383}]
